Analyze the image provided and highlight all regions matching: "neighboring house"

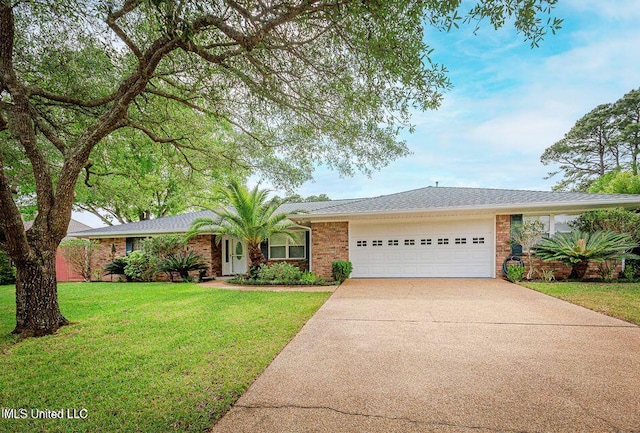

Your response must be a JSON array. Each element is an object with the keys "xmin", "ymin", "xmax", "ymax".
[
  {"xmin": 70, "ymin": 187, "xmax": 640, "ymax": 280},
  {"xmin": 24, "ymin": 218, "xmax": 93, "ymax": 282}
]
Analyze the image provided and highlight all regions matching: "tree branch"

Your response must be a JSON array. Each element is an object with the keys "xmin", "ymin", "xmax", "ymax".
[
  {"xmin": 28, "ymin": 87, "xmax": 117, "ymax": 108},
  {"xmin": 106, "ymin": 0, "xmax": 145, "ymax": 66}
]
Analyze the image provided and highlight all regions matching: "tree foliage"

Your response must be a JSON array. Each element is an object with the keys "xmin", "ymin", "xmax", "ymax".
[
  {"xmin": 588, "ymin": 170, "xmax": 640, "ymax": 195},
  {"xmin": 189, "ymin": 181, "xmax": 294, "ymax": 275},
  {"xmin": 570, "ymin": 208, "xmax": 640, "ymax": 244},
  {"xmin": 534, "ymin": 230, "xmax": 639, "ymax": 279},
  {"xmin": 74, "ymin": 111, "xmax": 245, "ymax": 224},
  {"xmin": 0, "ymin": 0, "xmax": 561, "ymax": 337},
  {"xmin": 542, "ymin": 88, "xmax": 640, "ymax": 191},
  {"xmin": 510, "ymin": 219, "xmax": 546, "ymax": 279}
]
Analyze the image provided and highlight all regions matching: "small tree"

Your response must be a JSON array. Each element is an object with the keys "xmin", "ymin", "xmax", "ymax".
[
  {"xmin": 510, "ymin": 220, "xmax": 546, "ymax": 280},
  {"xmin": 189, "ymin": 181, "xmax": 295, "ymax": 277},
  {"xmin": 59, "ymin": 239, "xmax": 98, "ymax": 282},
  {"xmin": 535, "ymin": 230, "xmax": 639, "ymax": 280}
]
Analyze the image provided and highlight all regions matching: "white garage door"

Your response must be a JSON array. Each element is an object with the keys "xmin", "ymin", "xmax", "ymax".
[{"xmin": 350, "ymin": 219, "xmax": 494, "ymax": 278}]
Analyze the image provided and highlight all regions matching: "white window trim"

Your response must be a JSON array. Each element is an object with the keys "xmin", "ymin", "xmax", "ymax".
[
  {"xmin": 269, "ymin": 232, "xmax": 306, "ymax": 260},
  {"xmin": 522, "ymin": 213, "xmax": 579, "ymax": 236}
]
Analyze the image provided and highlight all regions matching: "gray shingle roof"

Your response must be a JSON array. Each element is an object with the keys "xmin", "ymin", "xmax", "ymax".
[
  {"xmin": 297, "ymin": 186, "xmax": 640, "ymax": 216},
  {"xmin": 69, "ymin": 200, "xmax": 358, "ymax": 238},
  {"xmin": 70, "ymin": 187, "xmax": 640, "ymax": 238}
]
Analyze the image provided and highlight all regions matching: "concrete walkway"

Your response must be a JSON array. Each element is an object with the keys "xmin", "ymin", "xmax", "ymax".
[{"xmin": 210, "ymin": 279, "xmax": 640, "ymax": 432}]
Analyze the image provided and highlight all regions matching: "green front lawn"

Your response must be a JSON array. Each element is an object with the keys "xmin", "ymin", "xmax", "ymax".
[
  {"xmin": 0, "ymin": 282, "xmax": 331, "ymax": 433},
  {"xmin": 522, "ymin": 282, "xmax": 640, "ymax": 325}
]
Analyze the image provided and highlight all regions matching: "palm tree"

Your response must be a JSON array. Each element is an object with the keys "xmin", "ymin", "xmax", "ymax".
[
  {"xmin": 188, "ymin": 181, "xmax": 295, "ymax": 276},
  {"xmin": 534, "ymin": 230, "xmax": 639, "ymax": 279}
]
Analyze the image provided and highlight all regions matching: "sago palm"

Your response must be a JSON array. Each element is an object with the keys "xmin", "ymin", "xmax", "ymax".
[
  {"xmin": 188, "ymin": 181, "xmax": 294, "ymax": 275},
  {"xmin": 534, "ymin": 230, "xmax": 638, "ymax": 279}
]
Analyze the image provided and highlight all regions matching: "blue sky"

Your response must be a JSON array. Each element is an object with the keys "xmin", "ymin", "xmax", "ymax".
[
  {"xmin": 294, "ymin": 0, "xmax": 640, "ymax": 199},
  {"xmin": 74, "ymin": 1, "xmax": 640, "ymax": 227}
]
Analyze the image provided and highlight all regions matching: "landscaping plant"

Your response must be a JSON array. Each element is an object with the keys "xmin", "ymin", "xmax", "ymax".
[
  {"xmin": 59, "ymin": 239, "xmax": 98, "ymax": 282},
  {"xmin": 256, "ymin": 262, "xmax": 303, "ymax": 282},
  {"xmin": 506, "ymin": 263, "xmax": 525, "ymax": 283},
  {"xmin": 331, "ymin": 261, "xmax": 353, "ymax": 283},
  {"xmin": 160, "ymin": 251, "xmax": 208, "ymax": 282},
  {"xmin": 124, "ymin": 251, "xmax": 158, "ymax": 282},
  {"xmin": 188, "ymin": 181, "xmax": 296, "ymax": 277},
  {"xmin": 534, "ymin": 230, "xmax": 639, "ymax": 280},
  {"xmin": 510, "ymin": 219, "xmax": 546, "ymax": 280}
]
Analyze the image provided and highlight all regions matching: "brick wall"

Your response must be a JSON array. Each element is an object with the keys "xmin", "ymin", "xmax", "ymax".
[
  {"xmin": 495, "ymin": 215, "xmax": 621, "ymax": 280},
  {"xmin": 495, "ymin": 215, "xmax": 512, "ymax": 279},
  {"xmin": 90, "ymin": 234, "xmax": 222, "ymax": 281},
  {"xmin": 311, "ymin": 222, "xmax": 349, "ymax": 280},
  {"xmin": 92, "ymin": 238, "xmax": 127, "ymax": 281}
]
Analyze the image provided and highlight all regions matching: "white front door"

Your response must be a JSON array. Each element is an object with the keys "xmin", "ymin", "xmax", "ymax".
[{"xmin": 222, "ymin": 236, "xmax": 248, "ymax": 275}]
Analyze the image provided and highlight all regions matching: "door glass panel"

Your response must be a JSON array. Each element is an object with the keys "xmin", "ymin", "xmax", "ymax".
[{"xmin": 235, "ymin": 241, "xmax": 244, "ymax": 257}]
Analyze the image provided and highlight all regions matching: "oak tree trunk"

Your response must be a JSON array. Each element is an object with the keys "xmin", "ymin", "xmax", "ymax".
[{"xmin": 12, "ymin": 249, "xmax": 68, "ymax": 337}]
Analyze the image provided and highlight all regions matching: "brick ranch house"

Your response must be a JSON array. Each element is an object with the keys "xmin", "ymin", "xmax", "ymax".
[{"xmin": 70, "ymin": 187, "xmax": 640, "ymax": 281}]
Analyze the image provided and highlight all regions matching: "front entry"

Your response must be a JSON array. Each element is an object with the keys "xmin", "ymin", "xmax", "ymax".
[{"xmin": 221, "ymin": 236, "xmax": 248, "ymax": 275}]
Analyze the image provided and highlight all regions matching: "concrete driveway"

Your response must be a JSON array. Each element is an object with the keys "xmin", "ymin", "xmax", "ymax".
[{"xmin": 211, "ymin": 279, "xmax": 640, "ymax": 433}]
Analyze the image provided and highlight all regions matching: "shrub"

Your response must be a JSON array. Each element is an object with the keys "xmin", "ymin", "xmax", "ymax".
[
  {"xmin": 105, "ymin": 257, "xmax": 127, "ymax": 275},
  {"xmin": 597, "ymin": 261, "xmax": 617, "ymax": 281},
  {"xmin": 124, "ymin": 251, "xmax": 158, "ymax": 282},
  {"xmin": 539, "ymin": 268, "xmax": 556, "ymax": 282},
  {"xmin": 506, "ymin": 263, "xmax": 525, "ymax": 282},
  {"xmin": 331, "ymin": 261, "xmax": 352, "ymax": 283},
  {"xmin": 510, "ymin": 219, "xmax": 546, "ymax": 279},
  {"xmin": 59, "ymin": 239, "xmax": 98, "ymax": 282},
  {"xmin": 623, "ymin": 262, "xmax": 638, "ymax": 280},
  {"xmin": 570, "ymin": 208, "xmax": 640, "ymax": 244},
  {"xmin": 535, "ymin": 230, "xmax": 639, "ymax": 280},
  {"xmin": 300, "ymin": 271, "xmax": 323, "ymax": 284},
  {"xmin": 256, "ymin": 262, "xmax": 303, "ymax": 281},
  {"xmin": 141, "ymin": 235, "xmax": 186, "ymax": 259},
  {"xmin": 160, "ymin": 251, "xmax": 208, "ymax": 282},
  {"xmin": 0, "ymin": 251, "xmax": 16, "ymax": 285}
]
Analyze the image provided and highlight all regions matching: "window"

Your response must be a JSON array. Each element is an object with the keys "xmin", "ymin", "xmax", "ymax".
[
  {"xmin": 388, "ymin": 239, "xmax": 399, "ymax": 246},
  {"xmin": 126, "ymin": 237, "xmax": 144, "ymax": 254},
  {"xmin": 356, "ymin": 240, "xmax": 367, "ymax": 247},
  {"xmin": 523, "ymin": 214, "xmax": 579, "ymax": 237},
  {"xmin": 473, "ymin": 237, "xmax": 485, "ymax": 244},
  {"xmin": 421, "ymin": 239, "xmax": 432, "ymax": 245},
  {"xmin": 269, "ymin": 231, "xmax": 306, "ymax": 259},
  {"xmin": 437, "ymin": 238, "xmax": 449, "ymax": 245},
  {"xmin": 455, "ymin": 238, "xmax": 467, "ymax": 245},
  {"xmin": 404, "ymin": 239, "xmax": 415, "ymax": 246},
  {"xmin": 523, "ymin": 215, "xmax": 550, "ymax": 238},
  {"xmin": 372, "ymin": 240, "xmax": 383, "ymax": 247},
  {"xmin": 553, "ymin": 214, "xmax": 579, "ymax": 233}
]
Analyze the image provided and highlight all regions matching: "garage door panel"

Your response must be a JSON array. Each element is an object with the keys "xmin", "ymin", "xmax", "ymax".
[{"xmin": 350, "ymin": 219, "xmax": 493, "ymax": 278}]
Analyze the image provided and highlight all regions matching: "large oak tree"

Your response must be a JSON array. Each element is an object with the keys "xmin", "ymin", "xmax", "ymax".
[{"xmin": 0, "ymin": 0, "xmax": 560, "ymax": 337}]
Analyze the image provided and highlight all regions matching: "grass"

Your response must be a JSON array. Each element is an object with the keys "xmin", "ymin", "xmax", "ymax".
[
  {"xmin": 521, "ymin": 281, "xmax": 640, "ymax": 325},
  {"xmin": 0, "ymin": 282, "xmax": 331, "ymax": 433}
]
